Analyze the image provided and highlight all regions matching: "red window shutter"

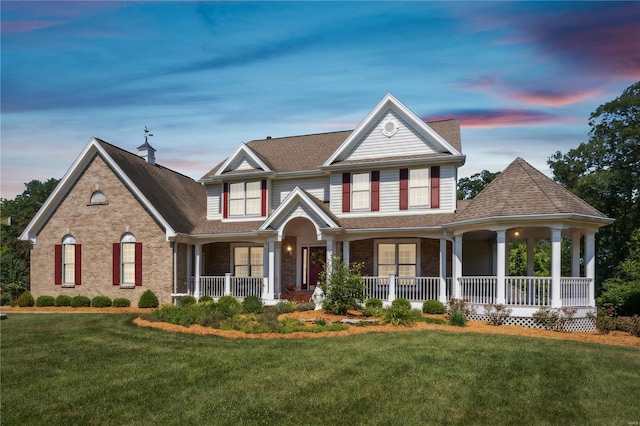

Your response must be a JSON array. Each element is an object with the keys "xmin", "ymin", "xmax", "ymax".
[
  {"xmin": 75, "ymin": 244, "xmax": 82, "ymax": 285},
  {"xmin": 223, "ymin": 182, "xmax": 229, "ymax": 218},
  {"xmin": 371, "ymin": 171, "xmax": 380, "ymax": 211},
  {"xmin": 112, "ymin": 243, "xmax": 120, "ymax": 286},
  {"xmin": 342, "ymin": 173, "xmax": 351, "ymax": 213},
  {"xmin": 261, "ymin": 179, "xmax": 267, "ymax": 216},
  {"xmin": 54, "ymin": 245, "xmax": 62, "ymax": 285},
  {"xmin": 431, "ymin": 166, "xmax": 440, "ymax": 209},
  {"xmin": 399, "ymin": 169, "xmax": 409, "ymax": 210},
  {"xmin": 134, "ymin": 242, "xmax": 143, "ymax": 286}
]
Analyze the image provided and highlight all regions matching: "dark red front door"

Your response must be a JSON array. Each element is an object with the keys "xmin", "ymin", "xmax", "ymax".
[{"xmin": 308, "ymin": 247, "xmax": 326, "ymax": 290}]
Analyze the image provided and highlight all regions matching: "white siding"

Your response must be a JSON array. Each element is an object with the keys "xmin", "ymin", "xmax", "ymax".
[
  {"xmin": 343, "ymin": 110, "xmax": 443, "ymax": 162},
  {"xmin": 232, "ymin": 157, "xmax": 258, "ymax": 171},
  {"xmin": 439, "ymin": 163, "xmax": 456, "ymax": 212},
  {"xmin": 206, "ymin": 184, "xmax": 222, "ymax": 220},
  {"xmin": 330, "ymin": 173, "xmax": 342, "ymax": 215},
  {"xmin": 271, "ymin": 176, "xmax": 330, "ymax": 210},
  {"xmin": 379, "ymin": 169, "xmax": 399, "ymax": 212}
]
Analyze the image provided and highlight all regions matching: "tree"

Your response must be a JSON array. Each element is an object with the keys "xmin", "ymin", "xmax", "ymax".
[
  {"xmin": 548, "ymin": 81, "xmax": 640, "ymax": 286},
  {"xmin": 457, "ymin": 170, "xmax": 501, "ymax": 200},
  {"xmin": 0, "ymin": 179, "xmax": 59, "ymax": 289},
  {"xmin": 318, "ymin": 255, "xmax": 366, "ymax": 315}
]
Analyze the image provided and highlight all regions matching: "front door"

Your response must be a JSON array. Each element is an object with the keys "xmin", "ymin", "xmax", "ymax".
[{"xmin": 307, "ymin": 247, "xmax": 326, "ymax": 290}]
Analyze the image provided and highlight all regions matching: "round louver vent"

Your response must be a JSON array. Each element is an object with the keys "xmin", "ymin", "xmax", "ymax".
[{"xmin": 381, "ymin": 121, "xmax": 398, "ymax": 137}]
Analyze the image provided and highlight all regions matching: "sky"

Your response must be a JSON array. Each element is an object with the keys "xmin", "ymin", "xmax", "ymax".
[{"xmin": 1, "ymin": 1, "xmax": 639, "ymax": 200}]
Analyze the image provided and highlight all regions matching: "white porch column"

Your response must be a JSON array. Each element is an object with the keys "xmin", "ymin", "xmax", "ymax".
[
  {"xmin": 194, "ymin": 244, "xmax": 202, "ymax": 298},
  {"xmin": 343, "ymin": 240, "xmax": 350, "ymax": 265},
  {"xmin": 186, "ymin": 244, "xmax": 192, "ymax": 294},
  {"xmin": 496, "ymin": 230, "xmax": 506, "ymax": 305},
  {"xmin": 439, "ymin": 238, "xmax": 448, "ymax": 303},
  {"xmin": 325, "ymin": 237, "xmax": 334, "ymax": 275},
  {"xmin": 526, "ymin": 238, "xmax": 535, "ymax": 276},
  {"xmin": 388, "ymin": 274, "xmax": 396, "ymax": 302},
  {"xmin": 224, "ymin": 272, "xmax": 232, "ymax": 296},
  {"xmin": 262, "ymin": 242, "xmax": 273, "ymax": 300},
  {"xmin": 453, "ymin": 234, "xmax": 463, "ymax": 299},
  {"xmin": 268, "ymin": 240, "xmax": 276, "ymax": 299},
  {"xmin": 571, "ymin": 231, "xmax": 581, "ymax": 277},
  {"xmin": 585, "ymin": 231, "xmax": 596, "ymax": 307},
  {"xmin": 551, "ymin": 228, "xmax": 562, "ymax": 308}
]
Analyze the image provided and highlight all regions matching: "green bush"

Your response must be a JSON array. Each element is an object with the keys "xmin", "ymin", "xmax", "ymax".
[
  {"xmin": 198, "ymin": 295, "xmax": 213, "ymax": 304},
  {"xmin": 16, "ymin": 291, "xmax": 35, "ymax": 307},
  {"xmin": 215, "ymin": 295, "xmax": 242, "ymax": 318},
  {"xmin": 391, "ymin": 298, "xmax": 412, "ymax": 311},
  {"xmin": 617, "ymin": 315, "xmax": 640, "ymax": 337},
  {"xmin": 112, "ymin": 298, "xmax": 131, "ymax": 308},
  {"xmin": 91, "ymin": 296, "xmax": 112, "ymax": 308},
  {"xmin": 362, "ymin": 298, "xmax": 384, "ymax": 317},
  {"xmin": 1, "ymin": 283, "xmax": 27, "ymax": 306},
  {"xmin": 55, "ymin": 295, "xmax": 72, "ymax": 307},
  {"xmin": 449, "ymin": 311, "xmax": 467, "ymax": 327},
  {"xmin": 242, "ymin": 295, "xmax": 264, "ymax": 314},
  {"xmin": 319, "ymin": 255, "xmax": 366, "ymax": 315},
  {"xmin": 532, "ymin": 307, "xmax": 576, "ymax": 332},
  {"xmin": 597, "ymin": 280, "xmax": 640, "ymax": 317},
  {"xmin": 154, "ymin": 304, "xmax": 203, "ymax": 327},
  {"xmin": 138, "ymin": 290, "xmax": 159, "ymax": 308},
  {"xmin": 180, "ymin": 295, "xmax": 197, "ymax": 306},
  {"xmin": 484, "ymin": 303, "xmax": 512, "ymax": 326},
  {"xmin": 275, "ymin": 300, "xmax": 298, "ymax": 314},
  {"xmin": 296, "ymin": 302, "xmax": 316, "ymax": 311},
  {"xmin": 382, "ymin": 305, "xmax": 422, "ymax": 326},
  {"xmin": 35, "ymin": 295, "xmax": 55, "ymax": 307},
  {"xmin": 422, "ymin": 299, "xmax": 445, "ymax": 314},
  {"xmin": 70, "ymin": 295, "xmax": 91, "ymax": 308}
]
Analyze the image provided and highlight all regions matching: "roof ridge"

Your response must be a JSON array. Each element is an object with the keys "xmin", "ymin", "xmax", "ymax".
[{"xmin": 247, "ymin": 129, "xmax": 353, "ymax": 143}]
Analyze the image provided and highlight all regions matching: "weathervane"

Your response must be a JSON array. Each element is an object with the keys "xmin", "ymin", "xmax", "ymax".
[{"xmin": 144, "ymin": 126, "xmax": 154, "ymax": 143}]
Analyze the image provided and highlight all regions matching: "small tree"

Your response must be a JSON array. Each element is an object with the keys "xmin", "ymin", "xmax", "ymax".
[{"xmin": 318, "ymin": 255, "xmax": 365, "ymax": 315}]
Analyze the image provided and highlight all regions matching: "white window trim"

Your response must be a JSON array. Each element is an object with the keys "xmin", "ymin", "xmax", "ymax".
[
  {"xmin": 62, "ymin": 235, "xmax": 76, "ymax": 287},
  {"xmin": 120, "ymin": 233, "xmax": 136, "ymax": 288},
  {"xmin": 351, "ymin": 172, "xmax": 371, "ymax": 211},
  {"xmin": 373, "ymin": 238, "xmax": 421, "ymax": 277},
  {"xmin": 229, "ymin": 181, "xmax": 262, "ymax": 217},
  {"xmin": 231, "ymin": 244, "xmax": 264, "ymax": 277},
  {"xmin": 409, "ymin": 167, "xmax": 430, "ymax": 209}
]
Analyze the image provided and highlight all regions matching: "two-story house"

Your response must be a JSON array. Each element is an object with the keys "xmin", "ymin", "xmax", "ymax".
[{"xmin": 20, "ymin": 94, "xmax": 612, "ymax": 330}]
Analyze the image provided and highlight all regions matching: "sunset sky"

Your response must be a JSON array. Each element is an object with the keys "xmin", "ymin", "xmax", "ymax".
[{"xmin": 1, "ymin": 1, "xmax": 639, "ymax": 199}]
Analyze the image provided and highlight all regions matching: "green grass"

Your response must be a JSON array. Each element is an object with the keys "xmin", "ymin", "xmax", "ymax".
[{"xmin": 1, "ymin": 313, "xmax": 639, "ymax": 425}]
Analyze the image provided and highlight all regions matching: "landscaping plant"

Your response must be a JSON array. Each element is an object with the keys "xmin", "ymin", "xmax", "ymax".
[
  {"xmin": 16, "ymin": 290, "xmax": 35, "ymax": 307},
  {"xmin": 422, "ymin": 299, "xmax": 445, "ymax": 314},
  {"xmin": 35, "ymin": 295, "xmax": 55, "ymax": 307},
  {"xmin": 532, "ymin": 307, "xmax": 577, "ymax": 332},
  {"xmin": 91, "ymin": 296, "xmax": 112, "ymax": 308},
  {"xmin": 55, "ymin": 295, "xmax": 72, "ymax": 307},
  {"xmin": 484, "ymin": 303, "xmax": 512, "ymax": 326},
  {"xmin": 319, "ymin": 255, "xmax": 365, "ymax": 315},
  {"xmin": 70, "ymin": 295, "xmax": 91, "ymax": 307},
  {"xmin": 138, "ymin": 290, "xmax": 159, "ymax": 308}
]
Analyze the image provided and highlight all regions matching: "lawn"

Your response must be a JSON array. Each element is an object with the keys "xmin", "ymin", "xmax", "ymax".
[{"xmin": 1, "ymin": 313, "xmax": 639, "ymax": 425}]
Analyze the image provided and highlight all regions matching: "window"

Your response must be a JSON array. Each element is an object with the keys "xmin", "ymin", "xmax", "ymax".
[
  {"xmin": 55, "ymin": 236, "xmax": 81, "ymax": 286},
  {"xmin": 229, "ymin": 181, "xmax": 261, "ymax": 216},
  {"xmin": 409, "ymin": 168, "xmax": 429, "ymax": 207},
  {"xmin": 351, "ymin": 172, "xmax": 370, "ymax": 210},
  {"xmin": 90, "ymin": 190, "xmax": 106, "ymax": 204},
  {"xmin": 113, "ymin": 234, "xmax": 142, "ymax": 287},
  {"xmin": 234, "ymin": 246, "xmax": 263, "ymax": 277},
  {"xmin": 377, "ymin": 242, "xmax": 417, "ymax": 278}
]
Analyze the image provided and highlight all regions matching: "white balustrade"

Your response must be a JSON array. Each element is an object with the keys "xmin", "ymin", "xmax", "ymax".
[
  {"xmin": 560, "ymin": 278, "xmax": 591, "ymax": 306},
  {"xmin": 458, "ymin": 277, "xmax": 497, "ymax": 304},
  {"xmin": 504, "ymin": 277, "xmax": 551, "ymax": 306}
]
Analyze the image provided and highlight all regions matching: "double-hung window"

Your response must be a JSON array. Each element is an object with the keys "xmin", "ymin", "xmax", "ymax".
[
  {"xmin": 62, "ymin": 236, "xmax": 77, "ymax": 286},
  {"xmin": 234, "ymin": 246, "xmax": 264, "ymax": 277},
  {"xmin": 377, "ymin": 242, "xmax": 417, "ymax": 278},
  {"xmin": 351, "ymin": 172, "xmax": 370, "ymax": 210},
  {"xmin": 409, "ymin": 168, "xmax": 429, "ymax": 207},
  {"xmin": 121, "ymin": 235, "xmax": 136, "ymax": 286},
  {"xmin": 229, "ymin": 181, "xmax": 261, "ymax": 216}
]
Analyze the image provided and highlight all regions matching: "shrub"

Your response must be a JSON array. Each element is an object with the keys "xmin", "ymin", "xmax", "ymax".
[
  {"xmin": 70, "ymin": 295, "xmax": 91, "ymax": 308},
  {"xmin": 1, "ymin": 283, "xmax": 27, "ymax": 306},
  {"xmin": 242, "ymin": 295, "xmax": 264, "ymax": 314},
  {"xmin": 362, "ymin": 298, "xmax": 384, "ymax": 317},
  {"xmin": 484, "ymin": 303, "xmax": 512, "ymax": 326},
  {"xmin": 198, "ymin": 295, "xmax": 213, "ymax": 304},
  {"xmin": 587, "ymin": 307, "xmax": 617, "ymax": 335},
  {"xmin": 617, "ymin": 315, "xmax": 640, "ymax": 337},
  {"xmin": 449, "ymin": 311, "xmax": 467, "ymax": 327},
  {"xmin": 154, "ymin": 304, "xmax": 203, "ymax": 327},
  {"xmin": 35, "ymin": 295, "xmax": 55, "ymax": 307},
  {"xmin": 532, "ymin": 307, "xmax": 577, "ymax": 332},
  {"xmin": 215, "ymin": 295, "xmax": 242, "ymax": 318},
  {"xmin": 319, "ymin": 255, "xmax": 366, "ymax": 315},
  {"xmin": 112, "ymin": 298, "xmax": 131, "ymax": 308},
  {"xmin": 382, "ymin": 305, "xmax": 422, "ymax": 326},
  {"xmin": 91, "ymin": 296, "xmax": 112, "ymax": 308},
  {"xmin": 447, "ymin": 298, "xmax": 474, "ymax": 318},
  {"xmin": 16, "ymin": 291, "xmax": 35, "ymax": 307},
  {"xmin": 391, "ymin": 298, "xmax": 412, "ymax": 311},
  {"xmin": 296, "ymin": 302, "xmax": 316, "ymax": 312},
  {"xmin": 138, "ymin": 290, "xmax": 159, "ymax": 308},
  {"xmin": 275, "ymin": 300, "xmax": 298, "ymax": 314},
  {"xmin": 180, "ymin": 295, "xmax": 197, "ymax": 306},
  {"xmin": 55, "ymin": 294, "xmax": 72, "ymax": 307},
  {"xmin": 422, "ymin": 299, "xmax": 445, "ymax": 314},
  {"xmin": 597, "ymin": 280, "xmax": 640, "ymax": 316}
]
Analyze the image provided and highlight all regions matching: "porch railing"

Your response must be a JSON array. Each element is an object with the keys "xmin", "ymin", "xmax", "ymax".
[
  {"xmin": 459, "ymin": 277, "xmax": 497, "ymax": 304},
  {"xmin": 363, "ymin": 276, "xmax": 450, "ymax": 302},
  {"xmin": 505, "ymin": 277, "xmax": 551, "ymax": 306},
  {"xmin": 191, "ymin": 275, "xmax": 263, "ymax": 298},
  {"xmin": 560, "ymin": 278, "xmax": 590, "ymax": 307}
]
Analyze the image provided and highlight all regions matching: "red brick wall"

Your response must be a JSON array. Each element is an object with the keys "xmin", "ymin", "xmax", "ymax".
[{"xmin": 29, "ymin": 156, "xmax": 175, "ymax": 304}]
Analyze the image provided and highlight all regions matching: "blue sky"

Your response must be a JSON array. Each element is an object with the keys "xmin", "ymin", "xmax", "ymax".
[{"xmin": 1, "ymin": 1, "xmax": 638, "ymax": 199}]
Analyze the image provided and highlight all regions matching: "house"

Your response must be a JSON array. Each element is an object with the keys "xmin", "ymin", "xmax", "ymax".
[{"xmin": 20, "ymin": 94, "xmax": 613, "ymax": 330}]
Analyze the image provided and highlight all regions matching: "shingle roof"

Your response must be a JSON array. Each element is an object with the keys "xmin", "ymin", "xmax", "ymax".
[
  {"xmin": 97, "ymin": 139, "xmax": 207, "ymax": 234},
  {"xmin": 451, "ymin": 157, "xmax": 608, "ymax": 223},
  {"xmin": 201, "ymin": 119, "xmax": 461, "ymax": 180}
]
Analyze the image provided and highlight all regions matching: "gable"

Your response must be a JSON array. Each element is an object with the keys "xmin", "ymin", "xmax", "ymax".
[
  {"xmin": 214, "ymin": 143, "xmax": 272, "ymax": 176},
  {"xmin": 342, "ymin": 109, "xmax": 445, "ymax": 162}
]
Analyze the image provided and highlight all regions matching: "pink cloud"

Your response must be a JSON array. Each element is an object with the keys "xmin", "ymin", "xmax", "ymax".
[{"xmin": 424, "ymin": 109, "xmax": 568, "ymax": 129}]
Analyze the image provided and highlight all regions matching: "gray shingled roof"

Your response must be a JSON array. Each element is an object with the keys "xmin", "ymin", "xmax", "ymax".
[
  {"xmin": 451, "ymin": 157, "xmax": 608, "ymax": 224},
  {"xmin": 201, "ymin": 119, "xmax": 461, "ymax": 180}
]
